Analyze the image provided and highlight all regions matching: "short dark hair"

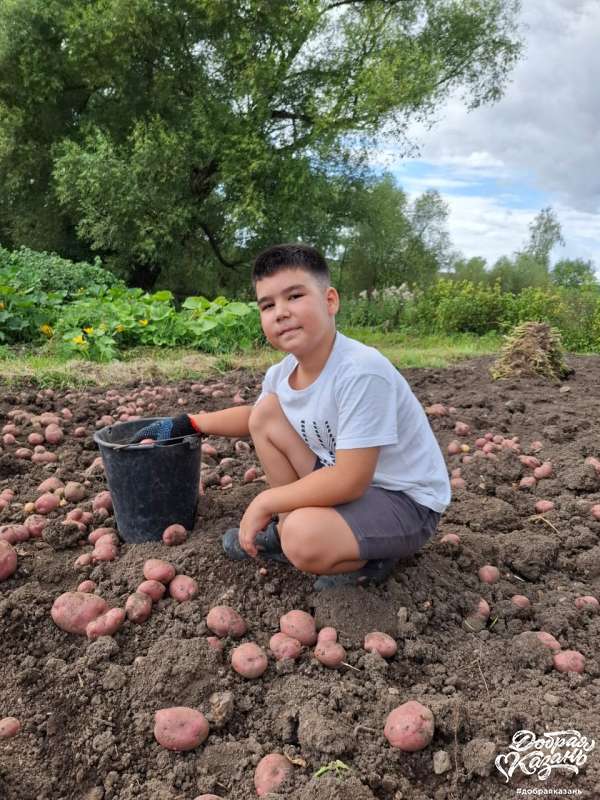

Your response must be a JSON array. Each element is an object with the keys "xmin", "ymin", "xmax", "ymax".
[{"xmin": 252, "ymin": 243, "xmax": 330, "ymax": 287}]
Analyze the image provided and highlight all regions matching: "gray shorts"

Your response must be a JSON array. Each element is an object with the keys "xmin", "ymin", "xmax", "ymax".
[{"xmin": 314, "ymin": 457, "xmax": 441, "ymax": 561}]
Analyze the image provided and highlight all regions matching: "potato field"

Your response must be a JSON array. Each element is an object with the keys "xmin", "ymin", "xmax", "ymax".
[{"xmin": 1, "ymin": 357, "xmax": 600, "ymax": 800}]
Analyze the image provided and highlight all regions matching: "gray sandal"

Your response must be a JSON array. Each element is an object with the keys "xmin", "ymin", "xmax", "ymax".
[
  {"xmin": 312, "ymin": 558, "xmax": 397, "ymax": 591},
  {"xmin": 222, "ymin": 520, "xmax": 289, "ymax": 563}
]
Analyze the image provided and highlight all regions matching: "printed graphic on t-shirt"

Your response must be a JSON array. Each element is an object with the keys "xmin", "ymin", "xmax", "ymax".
[{"xmin": 300, "ymin": 419, "xmax": 336, "ymax": 466}]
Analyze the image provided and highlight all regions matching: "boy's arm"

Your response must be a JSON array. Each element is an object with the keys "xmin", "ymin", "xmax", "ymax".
[
  {"xmin": 191, "ymin": 406, "xmax": 252, "ymax": 438},
  {"xmin": 259, "ymin": 447, "xmax": 380, "ymax": 513}
]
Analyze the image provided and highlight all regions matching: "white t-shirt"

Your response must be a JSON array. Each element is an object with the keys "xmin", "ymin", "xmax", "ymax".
[{"xmin": 255, "ymin": 331, "xmax": 451, "ymax": 513}]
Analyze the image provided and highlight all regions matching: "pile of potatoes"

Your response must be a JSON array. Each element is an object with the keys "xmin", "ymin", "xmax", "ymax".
[{"xmin": 51, "ymin": 558, "xmax": 198, "ymax": 639}]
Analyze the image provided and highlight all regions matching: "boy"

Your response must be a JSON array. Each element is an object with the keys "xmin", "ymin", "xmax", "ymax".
[{"xmin": 132, "ymin": 244, "xmax": 451, "ymax": 589}]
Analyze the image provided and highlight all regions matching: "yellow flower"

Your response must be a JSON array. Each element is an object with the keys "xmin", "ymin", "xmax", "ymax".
[
  {"xmin": 0, "ymin": 301, "xmax": 4, "ymax": 310},
  {"xmin": 72, "ymin": 335, "xmax": 85, "ymax": 345},
  {"xmin": 115, "ymin": 324, "xmax": 125, "ymax": 333},
  {"xmin": 40, "ymin": 323, "xmax": 54, "ymax": 337},
  {"xmin": 83, "ymin": 326, "xmax": 94, "ymax": 334},
  {"xmin": 138, "ymin": 318, "xmax": 149, "ymax": 326}
]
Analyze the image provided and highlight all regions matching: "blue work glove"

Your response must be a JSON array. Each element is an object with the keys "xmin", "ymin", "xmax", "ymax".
[{"xmin": 130, "ymin": 414, "xmax": 200, "ymax": 443}]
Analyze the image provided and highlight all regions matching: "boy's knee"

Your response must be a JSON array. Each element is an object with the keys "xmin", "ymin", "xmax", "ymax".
[
  {"xmin": 248, "ymin": 393, "xmax": 281, "ymax": 436},
  {"xmin": 280, "ymin": 512, "xmax": 323, "ymax": 572}
]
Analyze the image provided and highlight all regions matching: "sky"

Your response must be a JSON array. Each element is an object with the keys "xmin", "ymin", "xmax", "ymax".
[{"xmin": 368, "ymin": 0, "xmax": 600, "ymax": 270}]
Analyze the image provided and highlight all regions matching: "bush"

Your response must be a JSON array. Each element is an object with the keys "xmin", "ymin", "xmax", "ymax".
[
  {"xmin": 0, "ymin": 246, "xmax": 120, "ymax": 297},
  {"xmin": 410, "ymin": 279, "xmax": 508, "ymax": 335}
]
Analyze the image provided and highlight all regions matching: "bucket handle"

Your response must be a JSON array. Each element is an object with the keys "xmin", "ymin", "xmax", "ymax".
[{"xmin": 110, "ymin": 432, "xmax": 202, "ymax": 450}]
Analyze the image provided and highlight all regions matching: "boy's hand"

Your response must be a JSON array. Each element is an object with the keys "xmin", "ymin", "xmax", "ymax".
[
  {"xmin": 238, "ymin": 493, "xmax": 274, "ymax": 557},
  {"xmin": 130, "ymin": 414, "xmax": 200, "ymax": 443}
]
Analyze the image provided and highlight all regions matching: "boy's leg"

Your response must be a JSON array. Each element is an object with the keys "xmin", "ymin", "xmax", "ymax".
[
  {"xmin": 249, "ymin": 392, "xmax": 317, "ymax": 499},
  {"xmin": 279, "ymin": 507, "xmax": 367, "ymax": 574}
]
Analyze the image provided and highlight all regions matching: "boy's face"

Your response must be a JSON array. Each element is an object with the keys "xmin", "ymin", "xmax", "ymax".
[{"xmin": 255, "ymin": 267, "xmax": 339, "ymax": 357}]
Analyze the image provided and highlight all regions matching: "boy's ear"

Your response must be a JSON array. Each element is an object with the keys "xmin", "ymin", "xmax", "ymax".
[{"xmin": 325, "ymin": 286, "xmax": 340, "ymax": 315}]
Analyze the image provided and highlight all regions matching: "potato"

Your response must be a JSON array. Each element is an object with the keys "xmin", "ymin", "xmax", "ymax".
[
  {"xmin": 0, "ymin": 717, "xmax": 21, "ymax": 739},
  {"xmin": 192, "ymin": 796, "xmax": 221, "ymax": 800},
  {"xmin": 384, "ymin": 700, "xmax": 435, "ymax": 751},
  {"xmin": 574, "ymin": 595, "xmax": 599, "ymax": 611},
  {"xmin": 92, "ymin": 491, "xmax": 113, "ymax": 513},
  {"xmin": 137, "ymin": 579, "xmax": 166, "ymax": 602},
  {"xmin": 86, "ymin": 607, "xmax": 126, "ymax": 640},
  {"xmin": 154, "ymin": 707, "xmax": 209, "ymax": 751},
  {"xmin": 450, "ymin": 476, "xmax": 465, "ymax": 490},
  {"xmin": 591, "ymin": 504, "xmax": 600, "ymax": 521},
  {"xmin": 536, "ymin": 631, "xmax": 561, "ymax": 652},
  {"xmin": 88, "ymin": 526, "xmax": 117, "ymax": 545},
  {"xmin": 51, "ymin": 591, "xmax": 108, "ymax": 635},
  {"xmin": 162, "ymin": 523, "xmax": 187, "ymax": 546},
  {"xmin": 231, "ymin": 642, "xmax": 268, "ymax": 678},
  {"xmin": 243, "ymin": 467, "xmax": 258, "ymax": 483},
  {"xmin": 24, "ymin": 514, "xmax": 48, "ymax": 538},
  {"xmin": 533, "ymin": 462, "xmax": 553, "ymax": 480},
  {"xmin": 207, "ymin": 636, "xmax": 225, "ymax": 652},
  {"xmin": 143, "ymin": 558, "xmax": 176, "ymax": 584},
  {"xmin": 0, "ymin": 540, "xmax": 17, "ymax": 581},
  {"xmin": 519, "ymin": 476, "xmax": 537, "ymax": 489},
  {"xmin": 125, "ymin": 592, "xmax": 152, "ymax": 624},
  {"xmin": 74, "ymin": 553, "xmax": 93, "ymax": 568},
  {"xmin": 77, "ymin": 580, "xmax": 96, "ymax": 593},
  {"xmin": 440, "ymin": 533, "xmax": 460, "ymax": 545},
  {"xmin": 92, "ymin": 537, "xmax": 118, "ymax": 562},
  {"xmin": 511, "ymin": 595, "xmax": 531, "ymax": 609},
  {"xmin": 37, "ymin": 476, "xmax": 63, "ymax": 494},
  {"xmin": 44, "ymin": 424, "xmax": 63, "ymax": 444},
  {"xmin": 1, "ymin": 524, "xmax": 28, "ymax": 543},
  {"xmin": 206, "ymin": 605, "xmax": 247, "ymax": 639},
  {"xmin": 280, "ymin": 610, "xmax": 317, "ymax": 645},
  {"xmin": 447, "ymin": 440, "xmax": 461, "ymax": 455},
  {"xmin": 519, "ymin": 455, "xmax": 541, "ymax": 469},
  {"xmin": 476, "ymin": 598, "xmax": 490, "ymax": 619},
  {"xmin": 535, "ymin": 499, "xmax": 554, "ymax": 514},
  {"xmin": 454, "ymin": 421, "xmax": 470, "ymax": 436},
  {"xmin": 317, "ymin": 627, "xmax": 338, "ymax": 643},
  {"xmin": 553, "ymin": 650, "xmax": 585, "ymax": 674},
  {"xmin": 254, "ymin": 753, "xmax": 292, "ymax": 797},
  {"xmin": 169, "ymin": 574, "xmax": 199, "ymax": 602},
  {"xmin": 364, "ymin": 631, "xmax": 397, "ymax": 658},
  {"xmin": 314, "ymin": 640, "xmax": 346, "ymax": 668},
  {"xmin": 478, "ymin": 565, "xmax": 500, "ymax": 584},
  {"xmin": 269, "ymin": 633, "xmax": 303, "ymax": 661},
  {"xmin": 425, "ymin": 403, "xmax": 448, "ymax": 417},
  {"xmin": 64, "ymin": 481, "xmax": 86, "ymax": 502},
  {"xmin": 34, "ymin": 492, "xmax": 60, "ymax": 515}
]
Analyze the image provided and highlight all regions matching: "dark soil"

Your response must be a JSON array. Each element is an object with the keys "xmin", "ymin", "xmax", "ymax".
[{"xmin": 1, "ymin": 355, "xmax": 600, "ymax": 800}]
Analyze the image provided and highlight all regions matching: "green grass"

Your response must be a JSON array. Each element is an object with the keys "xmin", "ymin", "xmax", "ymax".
[{"xmin": 0, "ymin": 330, "xmax": 502, "ymax": 388}]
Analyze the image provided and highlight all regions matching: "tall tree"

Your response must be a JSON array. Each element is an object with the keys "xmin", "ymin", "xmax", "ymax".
[
  {"xmin": 0, "ymin": 0, "xmax": 523, "ymax": 289},
  {"xmin": 551, "ymin": 258, "xmax": 598, "ymax": 289},
  {"xmin": 521, "ymin": 206, "xmax": 564, "ymax": 268}
]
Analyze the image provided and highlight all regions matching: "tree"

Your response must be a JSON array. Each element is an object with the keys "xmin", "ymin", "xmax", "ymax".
[
  {"xmin": 489, "ymin": 252, "xmax": 549, "ymax": 293},
  {"xmin": 551, "ymin": 258, "xmax": 598, "ymax": 289},
  {"xmin": 451, "ymin": 256, "xmax": 488, "ymax": 283},
  {"xmin": 0, "ymin": 0, "xmax": 523, "ymax": 290},
  {"xmin": 521, "ymin": 207, "xmax": 564, "ymax": 268}
]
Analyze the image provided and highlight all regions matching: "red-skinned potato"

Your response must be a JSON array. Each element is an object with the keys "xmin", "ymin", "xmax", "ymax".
[
  {"xmin": 24, "ymin": 514, "xmax": 47, "ymax": 538},
  {"xmin": 478, "ymin": 565, "xmax": 500, "ymax": 584},
  {"xmin": 162, "ymin": 523, "xmax": 187, "ymax": 546},
  {"xmin": 143, "ymin": 558, "xmax": 176, "ymax": 584},
  {"xmin": 207, "ymin": 636, "xmax": 224, "ymax": 652},
  {"xmin": 533, "ymin": 462, "xmax": 553, "ymax": 480},
  {"xmin": 51, "ymin": 591, "xmax": 108, "ymax": 635},
  {"xmin": 511, "ymin": 595, "xmax": 531, "ymax": 609},
  {"xmin": 37, "ymin": 476, "xmax": 63, "ymax": 494},
  {"xmin": 575, "ymin": 596, "xmax": 599, "ymax": 611},
  {"xmin": 34, "ymin": 492, "xmax": 60, "ymax": 515},
  {"xmin": 89, "ymin": 527, "xmax": 117, "ymax": 545},
  {"xmin": 125, "ymin": 592, "xmax": 152, "ymax": 624},
  {"xmin": 535, "ymin": 499, "xmax": 554, "ymax": 514},
  {"xmin": 77, "ymin": 580, "xmax": 96, "ymax": 593},
  {"xmin": 364, "ymin": 631, "xmax": 398, "ymax": 658},
  {"xmin": 206, "ymin": 605, "xmax": 247, "ymax": 639},
  {"xmin": 154, "ymin": 707, "xmax": 209, "ymax": 751},
  {"xmin": 74, "ymin": 553, "xmax": 93, "ymax": 569},
  {"xmin": 519, "ymin": 476, "xmax": 537, "ymax": 489},
  {"xmin": 0, "ymin": 540, "xmax": 17, "ymax": 581},
  {"xmin": 553, "ymin": 650, "xmax": 585, "ymax": 674},
  {"xmin": 440, "ymin": 533, "xmax": 460, "ymax": 545},
  {"xmin": 384, "ymin": 700, "xmax": 435, "ymax": 751},
  {"xmin": 92, "ymin": 491, "xmax": 113, "ymax": 513},
  {"xmin": 317, "ymin": 627, "xmax": 337, "ymax": 643},
  {"xmin": 254, "ymin": 753, "xmax": 293, "ymax": 797},
  {"xmin": 537, "ymin": 631, "xmax": 561, "ymax": 652},
  {"xmin": 64, "ymin": 481, "xmax": 86, "ymax": 502},
  {"xmin": 137, "ymin": 579, "xmax": 166, "ymax": 602},
  {"xmin": 92, "ymin": 537, "xmax": 118, "ymax": 562},
  {"xmin": 280, "ymin": 610, "xmax": 317, "ymax": 645},
  {"xmin": 0, "ymin": 717, "xmax": 21, "ymax": 739},
  {"xmin": 44, "ymin": 423, "xmax": 63, "ymax": 444},
  {"xmin": 169, "ymin": 574, "xmax": 199, "ymax": 602},
  {"xmin": 231, "ymin": 642, "xmax": 268, "ymax": 678},
  {"xmin": 269, "ymin": 633, "xmax": 303, "ymax": 661},
  {"xmin": 314, "ymin": 640, "xmax": 346, "ymax": 668},
  {"xmin": 86, "ymin": 607, "xmax": 126, "ymax": 639}
]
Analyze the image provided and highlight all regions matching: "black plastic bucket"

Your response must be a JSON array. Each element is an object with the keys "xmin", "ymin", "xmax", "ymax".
[{"xmin": 93, "ymin": 418, "xmax": 202, "ymax": 544}]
